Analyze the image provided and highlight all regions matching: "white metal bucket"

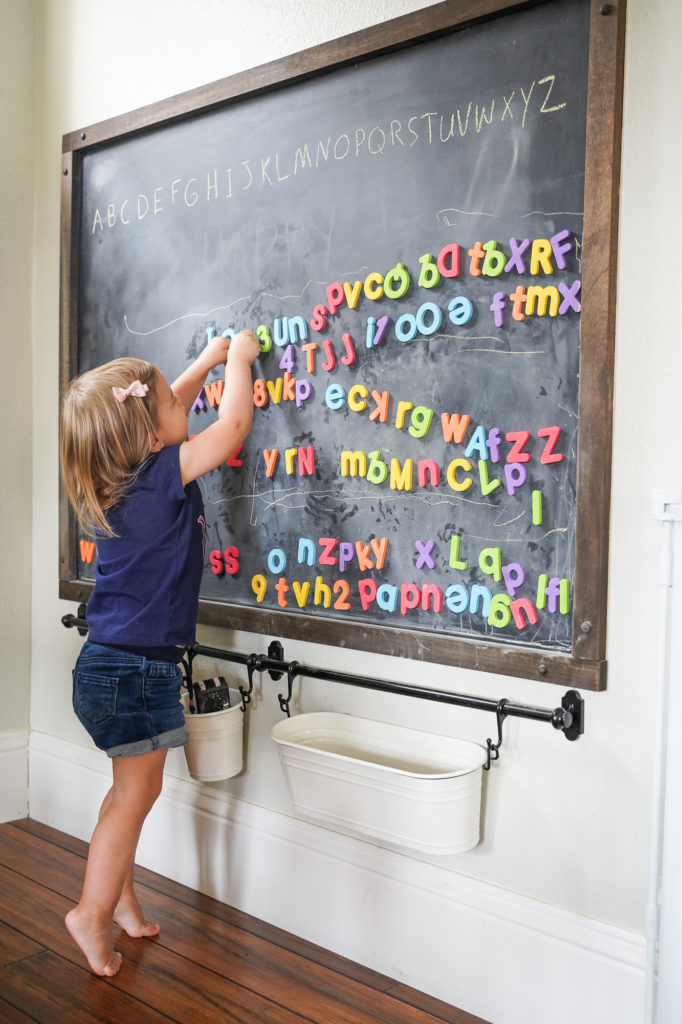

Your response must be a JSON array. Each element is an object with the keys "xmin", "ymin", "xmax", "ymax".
[
  {"xmin": 183, "ymin": 689, "xmax": 244, "ymax": 782},
  {"xmin": 271, "ymin": 712, "xmax": 486, "ymax": 855}
]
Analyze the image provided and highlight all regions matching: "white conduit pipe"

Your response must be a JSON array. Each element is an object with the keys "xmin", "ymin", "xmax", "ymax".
[{"xmin": 646, "ymin": 490, "xmax": 682, "ymax": 1024}]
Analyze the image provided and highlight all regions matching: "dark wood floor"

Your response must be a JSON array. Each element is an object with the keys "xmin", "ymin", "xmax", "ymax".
[{"xmin": 0, "ymin": 819, "xmax": 490, "ymax": 1024}]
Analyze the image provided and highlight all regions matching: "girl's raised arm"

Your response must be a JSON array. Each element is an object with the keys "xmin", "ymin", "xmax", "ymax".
[
  {"xmin": 171, "ymin": 335, "xmax": 232, "ymax": 413},
  {"xmin": 178, "ymin": 330, "xmax": 260, "ymax": 486}
]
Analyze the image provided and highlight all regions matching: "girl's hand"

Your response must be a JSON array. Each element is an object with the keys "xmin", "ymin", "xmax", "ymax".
[
  {"xmin": 227, "ymin": 330, "xmax": 261, "ymax": 366},
  {"xmin": 171, "ymin": 329, "xmax": 258, "ymax": 418},
  {"xmin": 203, "ymin": 333, "xmax": 232, "ymax": 368}
]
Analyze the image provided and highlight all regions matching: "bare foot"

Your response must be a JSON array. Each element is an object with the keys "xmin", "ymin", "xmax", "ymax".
[
  {"xmin": 65, "ymin": 905, "xmax": 122, "ymax": 977},
  {"xmin": 114, "ymin": 893, "xmax": 160, "ymax": 939}
]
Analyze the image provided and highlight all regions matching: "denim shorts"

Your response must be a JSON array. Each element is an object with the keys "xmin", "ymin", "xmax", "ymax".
[{"xmin": 72, "ymin": 641, "xmax": 189, "ymax": 758}]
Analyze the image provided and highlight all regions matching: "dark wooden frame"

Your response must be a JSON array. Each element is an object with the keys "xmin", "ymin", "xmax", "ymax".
[{"xmin": 59, "ymin": 0, "xmax": 627, "ymax": 691}]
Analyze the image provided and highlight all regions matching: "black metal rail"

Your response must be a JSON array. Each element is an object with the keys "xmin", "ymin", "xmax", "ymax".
[{"xmin": 61, "ymin": 605, "xmax": 584, "ymax": 769}]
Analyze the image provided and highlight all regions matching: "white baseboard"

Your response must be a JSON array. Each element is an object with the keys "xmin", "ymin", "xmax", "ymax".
[
  {"xmin": 28, "ymin": 731, "xmax": 645, "ymax": 1024},
  {"xmin": 0, "ymin": 730, "xmax": 28, "ymax": 822}
]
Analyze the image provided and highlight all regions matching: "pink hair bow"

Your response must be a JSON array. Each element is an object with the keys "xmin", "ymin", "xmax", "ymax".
[{"xmin": 112, "ymin": 380, "xmax": 149, "ymax": 403}]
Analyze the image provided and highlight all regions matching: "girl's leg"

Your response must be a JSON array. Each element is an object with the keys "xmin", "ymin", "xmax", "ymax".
[
  {"xmin": 65, "ymin": 747, "xmax": 167, "ymax": 976},
  {"xmin": 114, "ymin": 860, "xmax": 160, "ymax": 938},
  {"xmin": 94, "ymin": 786, "xmax": 161, "ymax": 938}
]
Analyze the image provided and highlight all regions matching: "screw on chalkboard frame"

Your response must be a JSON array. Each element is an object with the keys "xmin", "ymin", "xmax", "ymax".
[{"xmin": 599, "ymin": 3, "xmax": 611, "ymax": 13}]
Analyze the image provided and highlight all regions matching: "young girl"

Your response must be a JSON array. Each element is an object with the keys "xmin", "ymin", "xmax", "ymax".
[{"xmin": 59, "ymin": 329, "xmax": 260, "ymax": 977}]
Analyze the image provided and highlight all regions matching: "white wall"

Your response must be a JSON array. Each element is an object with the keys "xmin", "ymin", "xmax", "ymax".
[
  {"xmin": 13, "ymin": 0, "xmax": 682, "ymax": 1019},
  {"xmin": 0, "ymin": 1, "xmax": 34, "ymax": 734},
  {"xmin": 0, "ymin": 0, "xmax": 34, "ymax": 819}
]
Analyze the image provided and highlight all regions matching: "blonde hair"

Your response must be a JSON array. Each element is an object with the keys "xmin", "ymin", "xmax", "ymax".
[{"xmin": 60, "ymin": 357, "xmax": 159, "ymax": 537}]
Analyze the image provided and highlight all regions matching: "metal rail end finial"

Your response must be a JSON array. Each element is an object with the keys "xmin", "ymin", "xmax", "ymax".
[
  {"xmin": 61, "ymin": 602, "xmax": 89, "ymax": 636},
  {"xmin": 557, "ymin": 690, "xmax": 584, "ymax": 741}
]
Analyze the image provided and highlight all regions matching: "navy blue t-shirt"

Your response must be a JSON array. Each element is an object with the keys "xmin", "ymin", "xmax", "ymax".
[{"xmin": 87, "ymin": 445, "xmax": 205, "ymax": 649}]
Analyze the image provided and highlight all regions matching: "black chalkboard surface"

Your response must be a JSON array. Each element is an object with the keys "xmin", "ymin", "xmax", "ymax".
[{"xmin": 60, "ymin": 0, "xmax": 626, "ymax": 690}]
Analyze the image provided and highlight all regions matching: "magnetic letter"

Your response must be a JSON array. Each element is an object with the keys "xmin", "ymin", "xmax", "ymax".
[
  {"xmin": 446, "ymin": 458, "xmax": 473, "ymax": 492},
  {"xmin": 486, "ymin": 427, "xmax": 502, "ymax": 462},
  {"xmin": 370, "ymin": 537, "xmax": 389, "ymax": 569},
  {"xmin": 490, "ymin": 291, "xmax": 507, "ymax": 327},
  {"xmin": 510, "ymin": 597, "xmax": 539, "ymax": 630},
  {"xmin": 560, "ymin": 579, "xmax": 570, "ymax": 614},
  {"xmin": 343, "ymin": 280, "xmax": 363, "ymax": 308},
  {"xmin": 449, "ymin": 535, "xmax": 468, "ymax": 570},
  {"xmin": 318, "ymin": 538, "xmax": 338, "ymax": 565},
  {"xmin": 358, "ymin": 579, "xmax": 378, "ymax": 610},
  {"xmin": 292, "ymin": 581, "xmax": 311, "ymax": 607},
  {"xmin": 409, "ymin": 406, "xmax": 434, "ymax": 439},
  {"xmin": 441, "ymin": 412, "xmax": 470, "ymax": 444},
  {"xmin": 310, "ymin": 305, "xmax": 328, "ymax": 331},
  {"xmin": 418, "ymin": 253, "xmax": 440, "ymax": 289},
  {"xmin": 415, "ymin": 539, "xmax": 436, "ymax": 570},
  {"xmin": 510, "ymin": 285, "xmax": 527, "ymax": 321},
  {"xmin": 478, "ymin": 459, "xmax": 501, "ymax": 496},
  {"xmin": 348, "ymin": 383, "xmax": 368, "ymax": 412},
  {"xmin": 437, "ymin": 243, "xmax": 460, "ymax": 277},
  {"xmin": 506, "ymin": 430, "xmax": 531, "ymax": 462},
  {"xmin": 415, "ymin": 302, "xmax": 443, "ymax": 336},
  {"xmin": 465, "ymin": 424, "xmax": 488, "ymax": 460},
  {"xmin": 558, "ymin": 279, "xmax": 582, "ymax": 314},
  {"xmin": 504, "ymin": 463, "xmax": 528, "ymax": 496},
  {"xmin": 488, "ymin": 593, "xmax": 512, "ymax": 628},
  {"xmin": 369, "ymin": 390, "xmax": 390, "ymax": 422},
  {"xmin": 295, "ymin": 379, "xmax": 312, "ymax": 407},
  {"xmin": 550, "ymin": 229, "xmax": 572, "ymax": 269},
  {"xmin": 479, "ymin": 547, "xmax": 502, "ymax": 582},
  {"xmin": 448, "ymin": 296, "xmax": 474, "ymax": 325},
  {"xmin": 481, "ymin": 240, "xmax": 506, "ymax": 277},
  {"xmin": 267, "ymin": 548, "xmax": 287, "ymax": 574},
  {"xmin": 326, "ymin": 282, "xmax": 344, "ymax": 315},
  {"xmin": 502, "ymin": 562, "xmax": 526, "ymax": 597},
  {"xmin": 468, "ymin": 241, "xmax": 485, "ymax": 276},
  {"xmin": 263, "ymin": 448, "xmax": 279, "ymax": 477},
  {"xmin": 445, "ymin": 584, "xmax": 469, "ymax": 613},
  {"xmin": 400, "ymin": 583, "xmax": 421, "ymax": 615},
  {"xmin": 537, "ymin": 574, "xmax": 561, "ymax": 612},
  {"xmin": 377, "ymin": 584, "xmax": 398, "ymax": 612},
  {"xmin": 314, "ymin": 576, "xmax": 332, "ymax": 608},
  {"xmin": 537, "ymin": 426, "xmax": 564, "ymax": 464},
  {"xmin": 505, "ymin": 237, "xmax": 530, "ymax": 275},
  {"xmin": 395, "ymin": 313, "xmax": 418, "ymax": 343},
  {"xmin": 325, "ymin": 383, "xmax": 346, "ymax": 410},
  {"xmin": 341, "ymin": 333, "xmax": 356, "ymax": 365},
  {"xmin": 530, "ymin": 238, "xmax": 554, "ymax": 275},
  {"xmin": 321, "ymin": 339, "xmax": 335, "ymax": 371}
]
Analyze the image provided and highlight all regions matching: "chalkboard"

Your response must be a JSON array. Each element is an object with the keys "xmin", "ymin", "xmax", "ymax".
[{"xmin": 60, "ymin": 0, "xmax": 626, "ymax": 690}]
